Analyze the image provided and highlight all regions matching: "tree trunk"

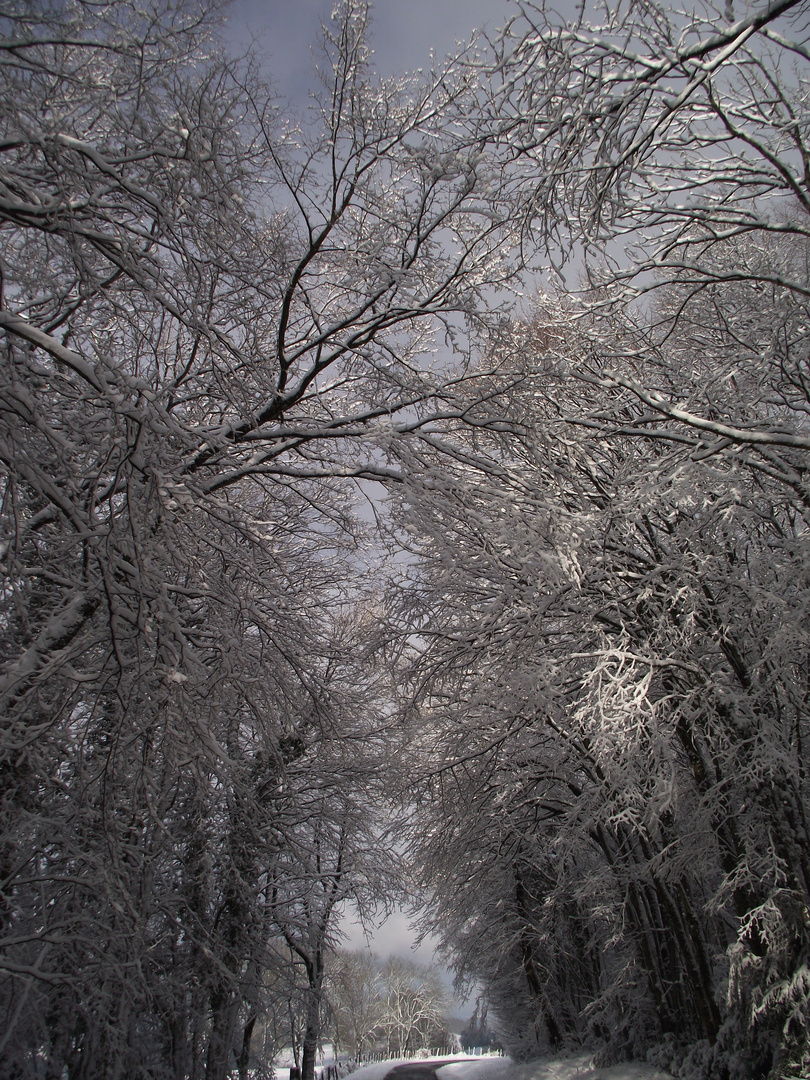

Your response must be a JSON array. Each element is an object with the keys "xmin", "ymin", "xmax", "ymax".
[
  {"xmin": 237, "ymin": 1014, "xmax": 257, "ymax": 1080},
  {"xmin": 206, "ymin": 985, "xmax": 240, "ymax": 1080},
  {"xmin": 301, "ymin": 1017, "xmax": 319, "ymax": 1080},
  {"xmin": 514, "ymin": 866, "xmax": 563, "ymax": 1050},
  {"xmin": 301, "ymin": 963, "xmax": 324, "ymax": 1080}
]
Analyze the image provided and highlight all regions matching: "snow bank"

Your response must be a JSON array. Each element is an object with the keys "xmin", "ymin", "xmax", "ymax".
[
  {"xmin": 436, "ymin": 1057, "xmax": 513, "ymax": 1080},
  {"xmin": 437, "ymin": 1055, "xmax": 673, "ymax": 1080}
]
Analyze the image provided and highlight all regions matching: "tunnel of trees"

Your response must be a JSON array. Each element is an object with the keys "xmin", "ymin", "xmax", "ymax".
[{"xmin": 1, "ymin": 1, "xmax": 809, "ymax": 1078}]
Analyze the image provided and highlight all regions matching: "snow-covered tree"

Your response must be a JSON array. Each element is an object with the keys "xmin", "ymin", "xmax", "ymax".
[
  {"xmin": 376, "ymin": 956, "xmax": 451, "ymax": 1058},
  {"xmin": 327, "ymin": 950, "xmax": 384, "ymax": 1058},
  {"xmin": 393, "ymin": 288, "xmax": 810, "ymax": 1071},
  {"xmin": 0, "ymin": 1, "xmax": 523, "ymax": 1075},
  {"xmin": 489, "ymin": 0, "xmax": 810, "ymax": 468},
  {"xmin": 325, "ymin": 951, "xmax": 451, "ymax": 1059},
  {"xmin": 6, "ymin": 0, "xmax": 810, "ymax": 1075},
  {"xmin": 387, "ymin": 4, "xmax": 810, "ymax": 1074}
]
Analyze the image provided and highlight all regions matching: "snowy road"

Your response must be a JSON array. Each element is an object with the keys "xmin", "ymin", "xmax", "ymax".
[
  {"xmin": 355, "ymin": 1051, "xmax": 675, "ymax": 1080},
  {"xmin": 383, "ymin": 1062, "xmax": 446, "ymax": 1080}
]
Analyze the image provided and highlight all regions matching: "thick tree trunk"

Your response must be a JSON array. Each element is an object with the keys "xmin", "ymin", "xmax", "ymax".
[
  {"xmin": 513, "ymin": 866, "xmax": 563, "ymax": 1050},
  {"xmin": 301, "ymin": 957, "xmax": 324, "ymax": 1080},
  {"xmin": 301, "ymin": 1017, "xmax": 320, "ymax": 1080},
  {"xmin": 205, "ymin": 985, "xmax": 240, "ymax": 1080},
  {"xmin": 237, "ymin": 1014, "xmax": 257, "ymax": 1080}
]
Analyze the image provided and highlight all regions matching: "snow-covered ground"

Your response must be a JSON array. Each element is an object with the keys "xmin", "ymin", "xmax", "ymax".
[{"xmin": 343, "ymin": 1052, "xmax": 674, "ymax": 1080}]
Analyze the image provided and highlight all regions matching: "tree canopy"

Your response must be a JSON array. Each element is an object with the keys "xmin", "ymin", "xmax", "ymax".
[{"xmin": 1, "ymin": 1, "xmax": 809, "ymax": 1078}]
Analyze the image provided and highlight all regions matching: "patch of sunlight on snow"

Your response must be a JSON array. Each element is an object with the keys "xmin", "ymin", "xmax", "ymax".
[{"xmin": 437, "ymin": 1057, "xmax": 513, "ymax": 1080}]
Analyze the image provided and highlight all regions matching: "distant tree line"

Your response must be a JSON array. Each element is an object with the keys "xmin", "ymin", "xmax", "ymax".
[{"xmin": 326, "ymin": 952, "xmax": 452, "ymax": 1061}]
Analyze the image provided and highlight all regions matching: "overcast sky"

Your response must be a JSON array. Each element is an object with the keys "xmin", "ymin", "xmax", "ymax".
[{"xmin": 229, "ymin": 0, "xmax": 519, "ymax": 104}]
